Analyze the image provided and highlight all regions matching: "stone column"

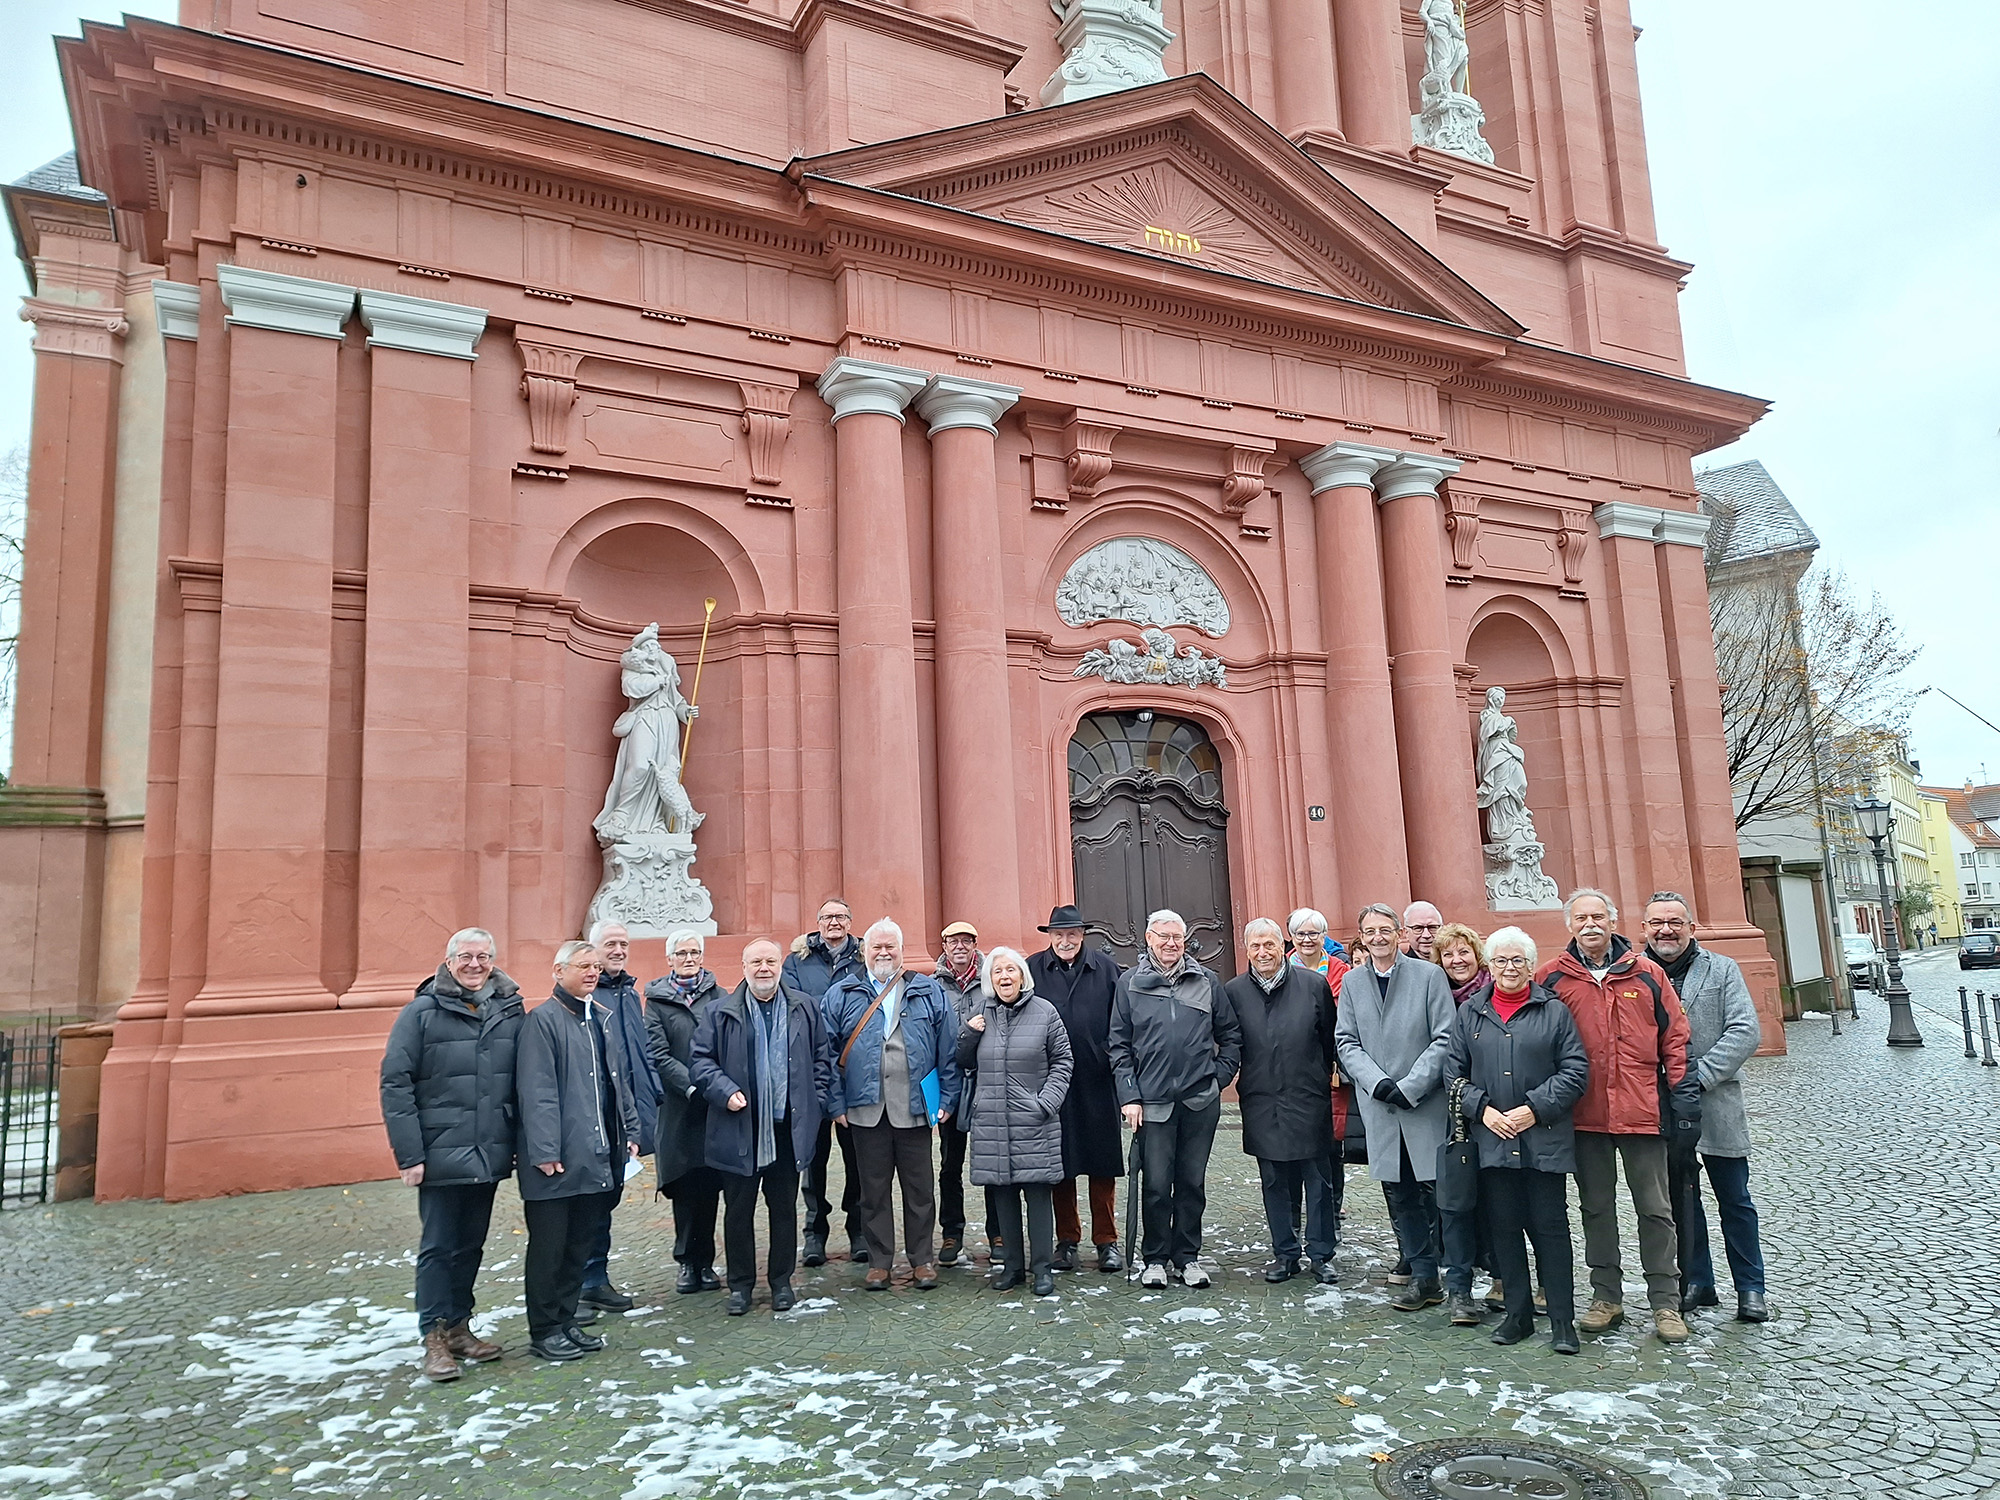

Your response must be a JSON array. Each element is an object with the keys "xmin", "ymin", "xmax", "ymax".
[
  {"xmin": 1300, "ymin": 440, "xmax": 1409, "ymax": 909},
  {"xmin": 1332, "ymin": 0, "xmax": 1411, "ymax": 152},
  {"xmin": 1271, "ymin": 0, "xmax": 1341, "ymax": 138},
  {"xmin": 914, "ymin": 374, "xmax": 1023, "ymax": 941},
  {"xmin": 190, "ymin": 265, "xmax": 356, "ymax": 1016},
  {"xmin": 341, "ymin": 290, "xmax": 488, "ymax": 1009},
  {"xmin": 816, "ymin": 357, "xmax": 932, "ymax": 923},
  {"xmin": 1376, "ymin": 452, "xmax": 1487, "ymax": 917}
]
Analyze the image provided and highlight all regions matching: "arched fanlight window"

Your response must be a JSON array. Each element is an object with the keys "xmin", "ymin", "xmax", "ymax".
[{"xmin": 1066, "ymin": 712, "xmax": 1223, "ymax": 805}]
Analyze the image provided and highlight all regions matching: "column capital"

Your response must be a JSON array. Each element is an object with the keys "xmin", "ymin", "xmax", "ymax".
[
  {"xmin": 1374, "ymin": 451, "xmax": 1464, "ymax": 503},
  {"xmin": 359, "ymin": 288, "xmax": 488, "ymax": 360},
  {"xmin": 1592, "ymin": 500, "xmax": 1667, "ymax": 542},
  {"xmin": 1655, "ymin": 508, "xmax": 1713, "ymax": 549},
  {"xmin": 816, "ymin": 356, "xmax": 931, "ymax": 424},
  {"xmin": 152, "ymin": 280, "xmax": 201, "ymax": 342},
  {"xmin": 913, "ymin": 373, "xmax": 1023, "ymax": 435},
  {"xmin": 217, "ymin": 264, "xmax": 356, "ymax": 340},
  {"xmin": 1299, "ymin": 439, "xmax": 1402, "ymax": 494},
  {"xmin": 19, "ymin": 296, "xmax": 128, "ymax": 362}
]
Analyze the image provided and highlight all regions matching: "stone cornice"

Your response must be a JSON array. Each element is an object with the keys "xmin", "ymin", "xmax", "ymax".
[
  {"xmin": 359, "ymin": 288, "xmax": 487, "ymax": 360},
  {"xmin": 1654, "ymin": 509, "xmax": 1713, "ymax": 549},
  {"xmin": 18, "ymin": 296, "xmax": 129, "ymax": 361},
  {"xmin": 151, "ymin": 279, "xmax": 200, "ymax": 341},
  {"xmin": 217, "ymin": 264, "xmax": 355, "ymax": 339},
  {"xmin": 914, "ymin": 373, "xmax": 1023, "ymax": 435},
  {"xmin": 792, "ymin": 0, "xmax": 1025, "ymax": 70},
  {"xmin": 1592, "ymin": 500, "xmax": 1666, "ymax": 542}
]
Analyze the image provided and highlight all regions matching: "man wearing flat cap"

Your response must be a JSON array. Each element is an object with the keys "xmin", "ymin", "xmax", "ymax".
[
  {"xmin": 1028, "ymin": 905, "xmax": 1126, "ymax": 1272},
  {"xmin": 932, "ymin": 919, "xmax": 985, "ymax": 1268}
]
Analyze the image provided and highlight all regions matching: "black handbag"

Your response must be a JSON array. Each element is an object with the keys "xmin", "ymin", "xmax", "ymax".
[{"xmin": 1435, "ymin": 1076, "xmax": 1479, "ymax": 1213}]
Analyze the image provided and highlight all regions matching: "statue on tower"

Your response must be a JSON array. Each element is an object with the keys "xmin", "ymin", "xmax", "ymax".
[{"xmin": 1413, "ymin": 0, "xmax": 1498, "ymax": 166}]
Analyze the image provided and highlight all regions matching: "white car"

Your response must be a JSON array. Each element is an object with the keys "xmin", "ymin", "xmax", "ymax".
[{"xmin": 1842, "ymin": 933, "xmax": 1886, "ymax": 992}]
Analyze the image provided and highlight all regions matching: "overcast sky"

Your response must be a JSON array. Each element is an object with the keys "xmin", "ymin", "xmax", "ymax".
[{"xmin": 3, "ymin": 0, "xmax": 1997, "ymax": 784}]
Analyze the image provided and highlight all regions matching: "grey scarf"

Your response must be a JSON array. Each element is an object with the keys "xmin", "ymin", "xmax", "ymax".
[{"xmin": 750, "ymin": 989, "xmax": 789, "ymax": 1171}]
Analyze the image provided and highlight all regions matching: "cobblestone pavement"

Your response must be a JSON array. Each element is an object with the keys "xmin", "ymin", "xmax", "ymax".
[{"xmin": 4, "ymin": 946, "xmax": 1999, "ymax": 1500}]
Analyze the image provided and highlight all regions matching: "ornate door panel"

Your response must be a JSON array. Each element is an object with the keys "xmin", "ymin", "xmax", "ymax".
[{"xmin": 1069, "ymin": 786, "xmax": 1148, "ymax": 965}]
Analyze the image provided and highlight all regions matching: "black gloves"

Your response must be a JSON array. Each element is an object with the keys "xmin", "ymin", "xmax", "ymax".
[
  {"xmin": 1372, "ymin": 1078, "xmax": 1416, "ymax": 1110},
  {"xmin": 1371, "ymin": 1077, "xmax": 1399, "ymax": 1103}
]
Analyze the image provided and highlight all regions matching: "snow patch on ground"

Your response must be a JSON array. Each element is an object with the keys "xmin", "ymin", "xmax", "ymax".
[{"xmin": 1161, "ymin": 1306, "xmax": 1222, "ymax": 1323}]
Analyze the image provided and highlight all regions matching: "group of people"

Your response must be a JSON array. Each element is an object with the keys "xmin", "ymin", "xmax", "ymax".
[{"xmin": 379, "ymin": 887, "xmax": 1769, "ymax": 1377}]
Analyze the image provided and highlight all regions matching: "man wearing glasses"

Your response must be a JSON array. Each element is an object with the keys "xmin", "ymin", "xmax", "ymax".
[
  {"xmin": 380, "ymin": 929, "xmax": 525, "ymax": 1381},
  {"xmin": 1643, "ymin": 893, "xmax": 1768, "ymax": 1324},
  {"xmin": 783, "ymin": 898, "xmax": 869, "ymax": 1265},
  {"xmin": 1400, "ymin": 902, "xmax": 1445, "ymax": 963}
]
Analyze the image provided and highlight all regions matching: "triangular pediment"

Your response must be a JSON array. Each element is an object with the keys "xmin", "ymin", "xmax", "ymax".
[{"xmin": 803, "ymin": 75, "xmax": 1523, "ymax": 337}]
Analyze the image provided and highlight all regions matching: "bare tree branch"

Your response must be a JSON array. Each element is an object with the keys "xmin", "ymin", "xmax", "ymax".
[{"xmin": 0, "ymin": 445, "xmax": 25, "ymax": 773}]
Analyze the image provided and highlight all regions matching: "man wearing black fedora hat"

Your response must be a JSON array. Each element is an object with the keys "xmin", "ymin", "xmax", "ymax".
[{"xmin": 1028, "ymin": 906, "xmax": 1126, "ymax": 1272}]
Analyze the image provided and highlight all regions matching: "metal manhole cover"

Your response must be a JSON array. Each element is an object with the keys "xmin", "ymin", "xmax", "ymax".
[{"xmin": 1373, "ymin": 1437, "xmax": 1649, "ymax": 1500}]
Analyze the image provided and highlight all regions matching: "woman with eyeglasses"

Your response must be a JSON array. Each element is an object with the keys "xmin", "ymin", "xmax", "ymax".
[{"xmin": 1444, "ymin": 926, "xmax": 1590, "ymax": 1354}]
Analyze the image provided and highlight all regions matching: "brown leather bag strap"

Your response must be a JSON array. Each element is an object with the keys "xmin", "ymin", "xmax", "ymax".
[{"xmin": 837, "ymin": 986, "xmax": 890, "ymax": 1071}]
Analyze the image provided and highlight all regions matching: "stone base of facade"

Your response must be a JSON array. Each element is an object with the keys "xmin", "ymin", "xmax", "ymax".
[{"xmin": 0, "ymin": 797, "xmax": 108, "ymax": 1017}]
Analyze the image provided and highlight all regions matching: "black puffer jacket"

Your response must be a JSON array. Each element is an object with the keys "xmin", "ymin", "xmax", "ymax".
[
  {"xmin": 379, "ymin": 966, "xmax": 526, "ymax": 1185},
  {"xmin": 955, "ymin": 993, "xmax": 1073, "ymax": 1186},
  {"xmin": 645, "ymin": 970, "xmax": 723, "ymax": 1188},
  {"xmin": 1225, "ymin": 964, "xmax": 1337, "ymax": 1162},
  {"xmin": 1445, "ymin": 983, "xmax": 1591, "ymax": 1174}
]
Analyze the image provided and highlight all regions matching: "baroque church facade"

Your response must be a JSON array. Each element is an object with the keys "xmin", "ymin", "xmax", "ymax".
[{"xmin": 2, "ymin": 0, "xmax": 1780, "ymax": 1199}]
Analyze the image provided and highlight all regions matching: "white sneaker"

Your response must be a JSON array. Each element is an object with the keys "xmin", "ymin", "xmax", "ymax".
[
  {"xmin": 1181, "ymin": 1262, "xmax": 1211, "ymax": 1289},
  {"xmin": 1140, "ymin": 1263, "xmax": 1170, "ymax": 1288}
]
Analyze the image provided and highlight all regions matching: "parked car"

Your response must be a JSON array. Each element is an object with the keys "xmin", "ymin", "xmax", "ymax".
[
  {"xmin": 1843, "ymin": 933, "xmax": 1886, "ymax": 991},
  {"xmin": 1961, "ymin": 933, "xmax": 2000, "ymax": 970}
]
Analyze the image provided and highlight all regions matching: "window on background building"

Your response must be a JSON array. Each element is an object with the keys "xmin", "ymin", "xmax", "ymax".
[{"xmin": 1964, "ymin": 853, "xmax": 1978, "ymax": 867}]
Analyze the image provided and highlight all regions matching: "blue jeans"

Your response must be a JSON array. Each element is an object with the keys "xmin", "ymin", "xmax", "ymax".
[
  {"xmin": 1257, "ymin": 1155, "xmax": 1340, "ymax": 1264},
  {"xmin": 1681, "ymin": 1153, "xmax": 1766, "ymax": 1294},
  {"xmin": 581, "ymin": 1180, "xmax": 623, "ymax": 1290},
  {"xmin": 1382, "ymin": 1141, "xmax": 1439, "ymax": 1284}
]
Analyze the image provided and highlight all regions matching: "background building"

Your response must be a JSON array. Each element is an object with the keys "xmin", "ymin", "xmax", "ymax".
[
  {"xmin": 1919, "ymin": 789, "xmax": 1965, "ymax": 942},
  {"xmin": 1930, "ymin": 785, "xmax": 2000, "ymax": 933}
]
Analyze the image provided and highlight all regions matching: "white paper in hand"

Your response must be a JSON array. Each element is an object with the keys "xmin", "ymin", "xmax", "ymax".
[{"xmin": 623, "ymin": 1156, "xmax": 644, "ymax": 1183}]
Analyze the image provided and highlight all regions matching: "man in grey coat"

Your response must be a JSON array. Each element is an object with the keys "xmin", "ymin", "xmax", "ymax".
[
  {"xmin": 1335, "ymin": 902, "xmax": 1457, "ymax": 1310},
  {"xmin": 1643, "ymin": 893, "xmax": 1767, "ymax": 1323}
]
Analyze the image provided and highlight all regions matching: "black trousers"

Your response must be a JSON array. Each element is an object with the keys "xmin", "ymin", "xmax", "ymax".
[
  {"xmin": 1479, "ymin": 1166, "xmax": 1575, "ymax": 1322},
  {"xmin": 722, "ymin": 1129, "xmax": 800, "ymax": 1295},
  {"xmin": 851, "ymin": 1121, "xmax": 937, "ymax": 1269},
  {"xmin": 1138, "ymin": 1097, "xmax": 1221, "ymax": 1269},
  {"xmin": 415, "ymin": 1180, "xmax": 498, "ymax": 1332},
  {"xmin": 523, "ymin": 1189, "xmax": 617, "ymax": 1340},
  {"xmin": 989, "ymin": 1183, "xmax": 1056, "ymax": 1277},
  {"xmin": 803, "ymin": 1117, "xmax": 863, "ymax": 1245},
  {"xmin": 668, "ymin": 1166, "xmax": 723, "ymax": 1269},
  {"xmin": 938, "ymin": 1118, "xmax": 970, "ymax": 1241}
]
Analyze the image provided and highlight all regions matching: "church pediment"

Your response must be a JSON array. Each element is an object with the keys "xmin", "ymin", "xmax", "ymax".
[{"xmin": 803, "ymin": 74, "xmax": 1523, "ymax": 336}]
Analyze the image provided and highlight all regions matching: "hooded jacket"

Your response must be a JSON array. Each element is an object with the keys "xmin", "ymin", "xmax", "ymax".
[
  {"xmin": 781, "ymin": 931, "xmax": 867, "ymax": 999},
  {"xmin": 644, "ymin": 968, "xmax": 724, "ymax": 1187},
  {"xmin": 1107, "ymin": 953, "xmax": 1241, "ymax": 1111},
  {"xmin": 379, "ymin": 965, "xmax": 526, "ymax": 1185},
  {"xmin": 1537, "ymin": 936, "xmax": 1698, "ymax": 1139}
]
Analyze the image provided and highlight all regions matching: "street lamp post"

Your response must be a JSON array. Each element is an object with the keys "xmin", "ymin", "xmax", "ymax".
[{"xmin": 1853, "ymin": 795, "xmax": 1924, "ymax": 1048}]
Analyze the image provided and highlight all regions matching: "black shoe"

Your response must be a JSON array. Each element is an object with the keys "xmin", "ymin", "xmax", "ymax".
[
  {"xmin": 529, "ymin": 1332, "xmax": 585, "ymax": 1361},
  {"xmin": 1391, "ymin": 1279, "xmax": 1443, "ymax": 1311},
  {"xmin": 569, "ymin": 1306, "xmax": 600, "ymax": 1325},
  {"xmin": 991, "ymin": 1267, "xmax": 1024, "ymax": 1292},
  {"xmin": 699, "ymin": 1267, "xmax": 720, "ymax": 1291},
  {"xmin": 579, "ymin": 1283, "xmax": 634, "ymax": 1312},
  {"xmin": 771, "ymin": 1282, "xmax": 797, "ymax": 1313},
  {"xmin": 1490, "ymin": 1314, "xmax": 1535, "ymax": 1346},
  {"xmin": 938, "ymin": 1237, "xmax": 963, "ymax": 1268},
  {"xmin": 1550, "ymin": 1319, "xmax": 1580, "ymax": 1355},
  {"xmin": 726, "ymin": 1290, "xmax": 751, "ymax": 1316},
  {"xmin": 1311, "ymin": 1259, "xmax": 1338, "ymax": 1286},
  {"xmin": 676, "ymin": 1264, "xmax": 701, "ymax": 1295},
  {"xmin": 1447, "ymin": 1292, "xmax": 1482, "ymax": 1326},
  {"xmin": 1033, "ymin": 1270, "xmax": 1057, "ymax": 1297},
  {"xmin": 848, "ymin": 1238, "xmax": 869, "ymax": 1265},
  {"xmin": 802, "ymin": 1235, "xmax": 827, "ymax": 1268},
  {"xmin": 1263, "ymin": 1259, "xmax": 1294, "ymax": 1283},
  {"xmin": 1736, "ymin": 1289, "xmax": 1769, "ymax": 1323},
  {"xmin": 563, "ymin": 1322, "xmax": 606, "ymax": 1352},
  {"xmin": 1097, "ymin": 1243, "xmax": 1124, "ymax": 1273},
  {"xmin": 1052, "ymin": 1241, "xmax": 1078, "ymax": 1272},
  {"xmin": 1680, "ymin": 1282, "xmax": 1719, "ymax": 1313}
]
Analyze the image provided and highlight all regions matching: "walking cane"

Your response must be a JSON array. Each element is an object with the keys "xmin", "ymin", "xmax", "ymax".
[
  {"xmin": 1123, "ymin": 1127, "xmax": 1144, "ymax": 1283},
  {"xmin": 678, "ymin": 597, "xmax": 718, "ymax": 770}
]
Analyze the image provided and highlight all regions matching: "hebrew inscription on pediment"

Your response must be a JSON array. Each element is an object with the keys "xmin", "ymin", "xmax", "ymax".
[{"xmin": 1000, "ymin": 165, "xmax": 1327, "ymax": 293}]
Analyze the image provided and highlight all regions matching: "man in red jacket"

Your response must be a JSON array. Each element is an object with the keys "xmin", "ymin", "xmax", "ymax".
[{"xmin": 1536, "ymin": 889, "xmax": 1701, "ymax": 1345}]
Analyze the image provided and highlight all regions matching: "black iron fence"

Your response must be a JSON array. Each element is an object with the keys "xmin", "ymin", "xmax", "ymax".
[{"xmin": 1, "ymin": 1013, "xmax": 63, "ymax": 1209}]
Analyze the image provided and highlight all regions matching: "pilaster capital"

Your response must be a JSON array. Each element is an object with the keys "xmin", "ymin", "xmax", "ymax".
[
  {"xmin": 151, "ymin": 280, "xmax": 201, "ymax": 342},
  {"xmin": 1592, "ymin": 500, "xmax": 1667, "ymax": 542},
  {"xmin": 1298, "ymin": 439, "xmax": 1402, "ymax": 494},
  {"xmin": 1654, "ymin": 508, "xmax": 1713, "ymax": 549},
  {"xmin": 18, "ymin": 296, "xmax": 129, "ymax": 362},
  {"xmin": 816, "ymin": 356, "xmax": 931, "ymax": 425},
  {"xmin": 217, "ymin": 264, "xmax": 356, "ymax": 340},
  {"xmin": 359, "ymin": 288, "xmax": 488, "ymax": 360},
  {"xmin": 913, "ymin": 373, "xmax": 1023, "ymax": 436},
  {"xmin": 1374, "ymin": 451, "xmax": 1464, "ymax": 503}
]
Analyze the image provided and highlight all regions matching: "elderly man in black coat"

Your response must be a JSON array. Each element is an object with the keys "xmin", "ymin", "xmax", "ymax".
[
  {"xmin": 1227, "ymin": 917, "xmax": 1342, "ymax": 1286},
  {"xmin": 1028, "ymin": 906, "xmax": 1125, "ymax": 1273},
  {"xmin": 380, "ymin": 927, "xmax": 525, "ymax": 1382}
]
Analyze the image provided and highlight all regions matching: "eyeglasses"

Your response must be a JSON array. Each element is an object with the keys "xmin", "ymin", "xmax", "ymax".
[
  {"xmin": 451, "ymin": 952, "xmax": 495, "ymax": 964},
  {"xmin": 1491, "ymin": 956, "xmax": 1531, "ymax": 969},
  {"xmin": 1406, "ymin": 922, "xmax": 1441, "ymax": 933},
  {"xmin": 819, "ymin": 912, "xmax": 851, "ymax": 926},
  {"xmin": 1644, "ymin": 919, "xmax": 1688, "ymax": 931}
]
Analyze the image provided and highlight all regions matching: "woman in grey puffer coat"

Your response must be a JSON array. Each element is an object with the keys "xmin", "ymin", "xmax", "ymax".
[{"xmin": 956, "ymin": 947, "xmax": 1073, "ymax": 1295}]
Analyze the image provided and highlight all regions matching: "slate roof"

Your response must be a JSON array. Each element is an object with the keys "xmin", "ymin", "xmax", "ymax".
[
  {"xmin": 1696, "ymin": 460, "xmax": 1819, "ymax": 568},
  {"xmin": 8, "ymin": 151, "xmax": 105, "ymax": 203}
]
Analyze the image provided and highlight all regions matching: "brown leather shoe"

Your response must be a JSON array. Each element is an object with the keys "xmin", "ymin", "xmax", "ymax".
[
  {"xmin": 445, "ymin": 1319, "xmax": 502, "ymax": 1363},
  {"xmin": 864, "ymin": 1267, "xmax": 891, "ymax": 1291},
  {"xmin": 1578, "ymin": 1299, "xmax": 1624, "ymax": 1334},
  {"xmin": 422, "ymin": 1324, "xmax": 461, "ymax": 1382},
  {"xmin": 911, "ymin": 1265, "xmax": 938, "ymax": 1290},
  {"xmin": 1653, "ymin": 1307, "xmax": 1690, "ymax": 1344}
]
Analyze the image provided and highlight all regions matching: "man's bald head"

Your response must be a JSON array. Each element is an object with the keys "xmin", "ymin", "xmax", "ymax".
[
  {"xmin": 1401, "ymin": 901, "xmax": 1443, "ymax": 960},
  {"xmin": 742, "ymin": 938, "xmax": 783, "ymax": 998}
]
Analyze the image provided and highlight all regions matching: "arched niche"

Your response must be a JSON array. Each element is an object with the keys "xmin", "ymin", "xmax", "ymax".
[{"xmin": 1464, "ymin": 602, "xmax": 1575, "ymax": 895}]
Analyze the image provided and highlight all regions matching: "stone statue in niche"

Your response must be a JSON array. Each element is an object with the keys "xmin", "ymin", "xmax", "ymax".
[
  {"xmin": 1074, "ymin": 627, "xmax": 1227, "ymax": 688},
  {"xmin": 1475, "ymin": 686, "xmax": 1559, "ymax": 910},
  {"xmin": 1057, "ymin": 538, "xmax": 1230, "ymax": 637},
  {"xmin": 588, "ymin": 622, "xmax": 717, "ymax": 936},
  {"xmin": 1412, "ymin": 0, "xmax": 1497, "ymax": 166}
]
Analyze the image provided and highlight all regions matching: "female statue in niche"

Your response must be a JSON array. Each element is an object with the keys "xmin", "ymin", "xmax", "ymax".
[
  {"xmin": 594, "ymin": 622, "xmax": 703, "ymax": 843},
  {"xmin": 1475, "ymin": 686, "xmax": 1533, "ymax": 846}
]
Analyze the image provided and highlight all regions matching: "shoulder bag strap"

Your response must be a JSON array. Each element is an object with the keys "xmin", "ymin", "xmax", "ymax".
[{"xmin": 838, "ymin": 988, "xmax": 889, "ymax": 1071}]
